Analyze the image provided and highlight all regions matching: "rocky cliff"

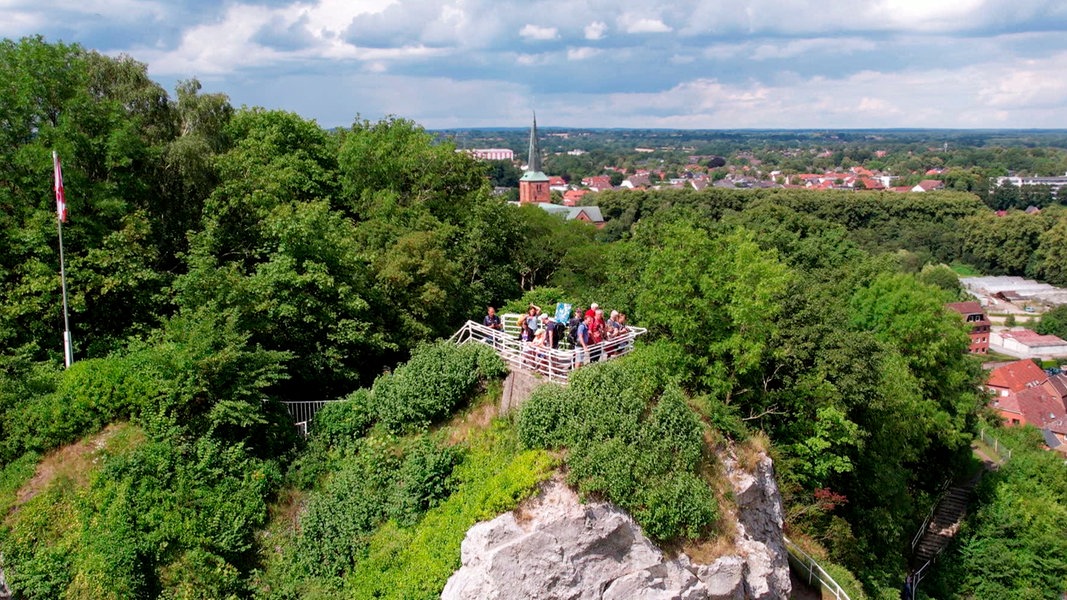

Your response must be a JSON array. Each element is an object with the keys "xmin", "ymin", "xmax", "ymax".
[{"xmin": 442, "ymin": 451, "xmax": 790, "ymax": 600}]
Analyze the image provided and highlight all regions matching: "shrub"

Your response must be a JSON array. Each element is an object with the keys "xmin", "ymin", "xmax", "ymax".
[
  {"xmin": 373, "ymin": 341, "xmax": 505, "ymax": 433},
  {"xmin": 295, "ymin": 434, "xmax": 462, "ymax": 580},
  {"xmin": 635, "ymin": 473, "xmax": 718, "ymax": 540},
  {"xmin": 311, "ymin": 389, "xmax": 374, "ymax": 446},
  {"xmin": 387, "ymin": 437, "xmax": 462, "ymax": 526},
  {"xmin": 2, "ymin": 357, "xmax": 156, "ymax": 460},
  {"xmin": 515, "ymin": 384, "xmax": 574, "ymax": 449},
  {"xmin": 517, "ymin": 353, "xmax": 719, "ymax": 542},
  {"xmin": 344, "ymin": 420, "xmax": 553, "ymax": 599}
]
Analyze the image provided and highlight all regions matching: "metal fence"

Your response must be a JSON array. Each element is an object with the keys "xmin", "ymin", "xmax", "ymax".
[
  {"xmin": 783, "ymin": 536, "xmax": 852, "ymax": 600},
  {"xmin": 978, "ymin": 427, "xmax": 1013, "ymax": 461},
  {"xmin": 278, "ymin": 399, "xmax": 345, "ymax": 436},
  {"xmin": 449, "ymin": 314, "xmax": 647, "ymax": 384}
]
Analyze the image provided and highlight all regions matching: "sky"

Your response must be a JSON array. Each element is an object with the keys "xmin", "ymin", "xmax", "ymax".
[{"xmin": 5, "ymin": 0, "xmax": 1067, "ymax": 130}]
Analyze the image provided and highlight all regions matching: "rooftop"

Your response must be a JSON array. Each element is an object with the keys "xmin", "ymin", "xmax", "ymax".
[
  {"xmin": 999, "ymin": 329, "xmax": 1067, "ymax": 348},
  {"xmin": 987, "ymin": 359, "xmax": 1047, "ymax": 392}
]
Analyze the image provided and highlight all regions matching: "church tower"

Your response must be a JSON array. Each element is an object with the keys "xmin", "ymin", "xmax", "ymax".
[{"xmin": 519, "ymin": 113, "xmax": 551, "ymax": 204}]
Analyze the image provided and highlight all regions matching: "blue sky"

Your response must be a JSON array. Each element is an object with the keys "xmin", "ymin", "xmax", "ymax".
[{"xmin": 5, "ymin": 0, "xmax": 1067, "ymax": 129}]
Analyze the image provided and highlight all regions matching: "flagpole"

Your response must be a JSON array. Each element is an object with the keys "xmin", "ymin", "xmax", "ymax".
[
  {"xmin": 58, "ymin": 216, "xmax": 72, "ymax": 368},
  {"xmin": 53, "ymin": 150, "xmax": 73, "ymax": 368}
]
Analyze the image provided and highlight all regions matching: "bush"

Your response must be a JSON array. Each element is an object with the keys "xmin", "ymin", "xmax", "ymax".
[
  {"xmin": 514, "ymin": 384, "xmax": 574, "ymax": 449},
  {"xmin": 1, "ymin": 357, "xmax": 155, "ymax": 460},
  {"xmin": 517, "ymin": 354, "xmax": 719, "ymax": 542},
  {"xmin": 295, "ymin": 434, "xmax": 462, "ymax": 581},
  {"xmin": 373, "ymin": 341, "xmax": 505, "ymax": 433},
  {"xmin": 387, "ymin": 437, "xmax": 462, "ymax": 526},
  {"xmin": 635, "ymin": 473, "xmax": 718, "ymax": 540},
  {"xmin": 311, "ymin": 389, "xmax": 374, "ymax": 446}
]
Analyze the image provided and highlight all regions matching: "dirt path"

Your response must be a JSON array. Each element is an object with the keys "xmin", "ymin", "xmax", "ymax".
[{"xmin": 11, "ymin": 422, "xmax": 134, "ymax": 514}]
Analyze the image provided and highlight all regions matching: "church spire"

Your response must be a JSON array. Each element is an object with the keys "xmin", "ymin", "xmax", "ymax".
[
  {"xmin": 518, "ymin": 110, "xmax": 550, "ymax": 203},
  {"xmin": 526, "ymin": 111, "xmax": 542, "ymax": 173}
]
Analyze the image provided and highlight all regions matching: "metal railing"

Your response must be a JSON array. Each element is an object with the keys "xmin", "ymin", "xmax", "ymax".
[
  {"xmin": 910, "ymin": 478, "xmax": 953, "ymax": 553},
  {"xmin": 450, "ymin": 314, "xmax": 647, "ymax": 384},
  {"xmin": 278, "ymin": 399, "xmax": 345, "ymax": 436},
  {"xmin": 783, "ymin": 536, "xmax": 852, "ymax": 600},
  {"xmin": 978, "ymin": 427, "xmax": 1013, "ymax": 461}
]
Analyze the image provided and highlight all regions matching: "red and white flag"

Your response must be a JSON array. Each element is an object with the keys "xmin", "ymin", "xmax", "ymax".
[{"xmin": 53, "ymin": 150, "xmax": 67, "ymax": 223}]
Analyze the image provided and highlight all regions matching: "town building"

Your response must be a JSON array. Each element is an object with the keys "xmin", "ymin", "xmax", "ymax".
[
  {"xmin": 986, "ymin": 358, "xmax": 1047, "ymax": 398},
  {"xmin": 990, "ymin": 329, "xmax": 1067, "ymax": 359},
  {"xmin": 986, "ymin": 359, "xmax": 1067, "ymax": 451},
  {"xmin": 945, "ymin": 302, "xmax": 991, "ymax": 354},
  {"xmin": 996, "ymin": 175, "xmax": 1067, "ymax": 200},
  {"xmin": 467, "ymin": 148, "xmax": 515, "ymax": 161},
  {"xmin": 538, "ymin": 204, "xmax": 605, "ymax": 228},
  {"xmin": 518, "ymin": 114, "xmax": 551, "ymax": 204}
]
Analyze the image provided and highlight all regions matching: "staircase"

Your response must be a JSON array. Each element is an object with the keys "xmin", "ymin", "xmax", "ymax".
[{"xmin": 911, "ymin": 478, "xmax": 979, "ymax": 567}]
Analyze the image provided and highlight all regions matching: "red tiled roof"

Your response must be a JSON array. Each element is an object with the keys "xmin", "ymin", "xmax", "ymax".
[
  {"xmin": 915, "ymin": 179, "xmax": 943, "ymax": 191},
  {"xmin": 548, "ymin": 176, "xmax": 566, "ymax": 186},
  {"xmin": 1016, "ymin": 385, "xmax": 1067, "ymax": 435},
  {"xmin": 1048, "ymin": 373, "xmax": 1067, "ymax": 400},
  {"xmin": 945, "ymin": 302, "xmax": 985, "ymax": 316},
  {"xmin": 988, "ymin": 359, "xmax": 1047, "ymax": 393}
]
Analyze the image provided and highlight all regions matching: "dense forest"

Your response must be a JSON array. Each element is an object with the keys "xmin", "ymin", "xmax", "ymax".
[{"xmin": 0, "ymin": 36, "xmax": 1065, "ymax": 599}]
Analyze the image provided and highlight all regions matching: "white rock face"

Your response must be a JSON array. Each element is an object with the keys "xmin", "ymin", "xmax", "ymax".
[{"xmin": 441, "ymin": 451, "xmax": 791, "ymax": 600}]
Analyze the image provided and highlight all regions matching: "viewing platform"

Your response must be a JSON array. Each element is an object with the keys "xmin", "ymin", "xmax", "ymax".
[{"xmin": 449, "ymin": 313, "xmax": 647, "ymax": 384}]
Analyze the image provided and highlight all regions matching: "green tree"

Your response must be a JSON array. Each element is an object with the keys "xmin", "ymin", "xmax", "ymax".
[
  {"xmin": 1036, "ymin": 304, "xmax": 1067, "ymax": 339},
  {"xmin": 636, "ymin": 224, "xmax": 791, "ymax": 399}
]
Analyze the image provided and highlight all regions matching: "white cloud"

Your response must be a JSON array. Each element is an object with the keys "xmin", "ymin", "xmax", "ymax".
[
  {"xmin": 519, "ymin": 24, "xmax": 558, "ymax": 40},
  {"xmin": 620, "ymin": 14, "xmax": 672, "ymax": 34},
  {"xmin": 583, "ymin": 20, "xmax": 608, "ymax": 40},
  {"xmin": 567, "ymin": 46, "xmax": 601, "ymax": 60},
  {"xmin": 750, "ymin": 37, "xmax": 877, "ymax": 60},
  {"xmin": 291, "ymin": 0, "xmax": 398, "ymax": 37},
  {"xmin": 977, "ymin": 53, "xmax": 1067, "ymax": 109}
]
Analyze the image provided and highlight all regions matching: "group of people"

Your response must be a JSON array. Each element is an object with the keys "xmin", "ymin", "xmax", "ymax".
[{"xmin": 481, "ymin": 302, "xmax": 632, "ymax": 372}]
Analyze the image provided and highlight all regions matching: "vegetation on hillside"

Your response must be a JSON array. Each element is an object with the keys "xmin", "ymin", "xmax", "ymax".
[{"xmin": 0, "ymin": 36, "xmax": 1064, "ymax": 600}]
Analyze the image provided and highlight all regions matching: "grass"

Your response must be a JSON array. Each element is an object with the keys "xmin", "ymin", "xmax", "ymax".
[
  {"xmin": 0, "ymin": 452, "xmax": 39, "ymax": 516},
  {"xmin": 950, "ymin": 263, "xmax": 981, "ymax": 277}
]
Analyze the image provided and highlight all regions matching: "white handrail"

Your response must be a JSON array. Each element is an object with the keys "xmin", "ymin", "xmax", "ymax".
[
  {"xmin": 783, "ymin": 536, "xmax": 852, "ymax": 600},
  {"xmin": 451, "ymin": 316, "xmax": 646, "ymax": 384}
]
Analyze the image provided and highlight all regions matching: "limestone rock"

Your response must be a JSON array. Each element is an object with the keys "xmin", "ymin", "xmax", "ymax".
[
  {"xmin": 442, "ymin": 449, "xmax": 791, "ymax": 600},
  {"xmin": 724, "ymin": 453, "xmax": 791, "ymax": 600}
]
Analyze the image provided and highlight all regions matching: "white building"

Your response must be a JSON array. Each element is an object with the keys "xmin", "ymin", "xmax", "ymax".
[
  {"xmin": 990, "ymin": 328, "xmax": 1067, "ymax": 359},
  {"xmin": 467, "ymin": 148, "xmax": 515, "ymax": 161}
]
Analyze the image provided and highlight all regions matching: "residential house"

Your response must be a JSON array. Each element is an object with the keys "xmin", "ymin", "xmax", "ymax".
[
  {"xmin": 986, "ymin": 361, "xmax": 1067, "ymax": 450},
  {"xmin": 581, "ymin": 175, "xmax": 613, "ymax": 191},
  {"xmin": 562, "ymin": 189, "xmax": 588, "ymax": 206},
  {"xmin": 621, "ymin": 172, "xmax": 651, "ymax": 188},
  {"xmin": 945, "ymin": 301, "xmax": 991, "ymax": 354},
  {"xmin": 911, "ymin": 179, "xmax": 944, "ymax": 192},
  {"xmin": 986, "ymin": 359, "xmax": 1047, "ymax": 398},
  {"xmin": 999, "ymin": 384, "xmax": 1067, "ymax": 435}
]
